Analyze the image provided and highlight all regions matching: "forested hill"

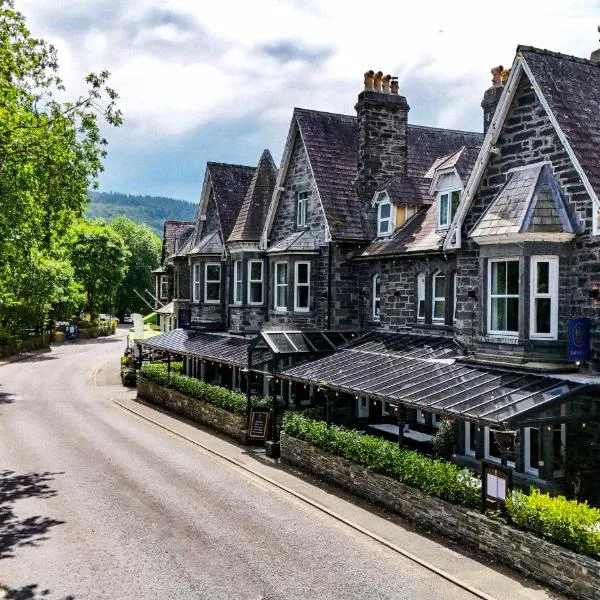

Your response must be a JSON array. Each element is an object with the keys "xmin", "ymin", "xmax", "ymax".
[{"xmin": 87, "ymin": 191, "xmax": 197, "ymax": 236}]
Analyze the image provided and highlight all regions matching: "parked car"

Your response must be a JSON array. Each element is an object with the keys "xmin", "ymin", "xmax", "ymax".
[{"xmin": 123, "ymin": 314, "xmax": 133, "ymax": 324}]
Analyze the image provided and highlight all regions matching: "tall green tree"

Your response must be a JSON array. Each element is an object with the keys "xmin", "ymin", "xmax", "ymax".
[
  {"xmin": 0, "ymin": 1, "xmax": 121, "ymax": 332},
  {"xmin": 69, "ymin": 222, "xmax": 129, "ymax": 315},
  {"xmin": 109, "ymin": 216, "xmax": 161, "ymax": 316}
]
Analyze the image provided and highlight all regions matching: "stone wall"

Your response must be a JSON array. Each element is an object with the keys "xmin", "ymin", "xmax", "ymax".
[
  {"xmin": 280, "ymin": 433, "xmax": 600, "ymax": 600},
  {"xmin": 137, "ymin": 377, "xmax": 247, "ymax": 443}
]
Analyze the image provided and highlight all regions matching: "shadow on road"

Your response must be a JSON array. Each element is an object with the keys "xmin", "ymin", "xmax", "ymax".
[
  {"xmin": 0, "ymin": 470, "xmax": 65, "ymax": 560},
  {"xmin": 0, "ymin": 583, "xmax": 75, "ymax": 599}
]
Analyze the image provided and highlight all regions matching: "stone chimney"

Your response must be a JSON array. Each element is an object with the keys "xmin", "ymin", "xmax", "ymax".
[
  {"xmin": 591, "ymin": 26, "xmax": 600, "ymax": 61},
  {"xmin": 481, "ymin": 65, "xmax": 508, "ymax": 135},
  {"xmin": 355, "ymin": 69, "xmax": 409, "ymax": 211}
]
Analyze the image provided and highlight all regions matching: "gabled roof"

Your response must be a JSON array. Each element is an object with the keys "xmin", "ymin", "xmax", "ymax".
[
  {"xmin": 228, "ymin": 150, "xmax": 277, "ymax": 243},
  {"xmin": 162, "ymin": 220, "xmax": 195, "ymax": 263},
  {"xmin": 267, "ymin": 229, "xmax": 319, "ymax": 254},
  {"xmin": 188, "ymin": 230, "xmax": 225, "ymax": 256},
  {"xmin": 470, "ymin": 163, "xmax": 575, "ymax": 241},
  {"xmin": 377, "ymin": 176, "xmax": 432, "ymax": 206},
  {"xmin": 205, "ymin": 162, "xmax": 255, "ymax": 239}
]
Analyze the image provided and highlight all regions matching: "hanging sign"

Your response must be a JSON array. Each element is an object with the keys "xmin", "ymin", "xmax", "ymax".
[{"xmin": 567, "ymin": 318, "xmax": 590, "ymax": 361}]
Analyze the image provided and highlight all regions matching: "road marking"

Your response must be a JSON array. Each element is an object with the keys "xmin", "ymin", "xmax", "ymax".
[{"xmin": 114, "ymin": 397, "xmax": 496, "ymax": 600}]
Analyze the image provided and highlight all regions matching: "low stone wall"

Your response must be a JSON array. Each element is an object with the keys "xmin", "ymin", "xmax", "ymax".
[
  {"xmin": 281, "ymin": 432, "xmax": 600, "ymax": 600},
  {"xmin": 137, "ymin": 377, "xmax": 247, "ymax": 443}
]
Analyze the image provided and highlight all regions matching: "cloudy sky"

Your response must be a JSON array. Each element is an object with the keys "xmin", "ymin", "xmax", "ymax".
[{"xmin": 18, "ymin": 0, "xmax": 599, "ymax": 203}]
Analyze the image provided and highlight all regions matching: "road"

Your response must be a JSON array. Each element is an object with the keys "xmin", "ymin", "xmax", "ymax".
[{"xmin": 0, "ymin": 329, "xmax": 558, "ymax": 600}]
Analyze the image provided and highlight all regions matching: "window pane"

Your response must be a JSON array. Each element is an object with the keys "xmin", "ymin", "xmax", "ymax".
[
  {"xmin": 379, "ymin": 220, "xmax": 389, "ymax": 234},
  {"xmin": 277, "ymin": 264, "xmax": 288, "ymax": 284},
  {"xmin": 250, "ymin": 282, "xmax": 262, "ymax": 303},
  {"xmin": 380, "ymin": 203, "xmax": 390, "ymax": 219},
  {"xmin": 250, "ymin": 261, "xmax": 262, "ymax": 280},
  {"xmin": 488, "ymin": 430, "xmax": 501, "ymax": 460},
  {"xmin": 491, "ymin": 297, "xmax": 506, "ymax": 331},
  {"xmin": 439, "ymin": 194, "xmax": 449, "ymax": 226},
  {"xmin": 507, "ymin": 297, "xmax": 519, "ymax": 331},
  {"xmin": 418, "ymin": 300, "xmax": 425, "ymax": 319},
  {"xmin": 450, "ymin": 190, "xmax": 461, "ymax": 220},
  {"xmin": 297, "ymin": 263, "xmax": 308, "ymax": 284},
  {"xmin": 297, "ymin": 286, "xmax": 309, "ymax": 308},
  {"xmin": 469, "ymin": 422, "xmax": 477, "ymax": 453},
  {"xmin": 434, "ymin": 275, "xmax": 445, "ymax": 297},
  {"xmin": 276, "ymin": 286, "xmax": 286, "ymax": 307},
  {"xmin": 206, "ymin": 283, "xmax": 220, "ymax": 301},
  {"xmin": 536, "ymin": 262, "xmax": 549, "ymax": 294},
  {"xmin": 529, "ymin": 428, "xmax": 540, "ymax": 469},
  {"xmin": 492, "ymin": 262, "xmax": 505, "ymax": 294},
  {"xmin": 507, "ymin": 261, "xmax": 519, "ymax": 294},
  {"xmin": 206, "ymin": 264, "xmax": 220, "ymax": 281},
  {"xmin": 535, "ymin": 298, "xmax": 551, "ymax": 333},
  {"xmin": 433, "ymin": 299, "xmax": 445, "ymax": 320}
]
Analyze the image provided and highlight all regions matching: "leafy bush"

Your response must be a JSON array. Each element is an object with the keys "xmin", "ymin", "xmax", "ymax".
[
  {"xmin": 139, "ymin": 363, "xmax": 269, "ymax": 416},
  {"xmin": 170, "ymin": 361, "xmax": 184, "ymax": 374},
  {"xmin": 432, "ymin": 419, "xmax": 458, "ymax": 460},
  {"xmin": 506, "ymin": 487, "xmax": 600, "ymax": 558},
  {"xmin": 282, "ymin": 412, "xmax": 481, "ymax": 508}
]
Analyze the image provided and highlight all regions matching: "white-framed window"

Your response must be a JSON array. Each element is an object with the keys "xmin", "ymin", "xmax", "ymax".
[
  {"xmin": 248, "ymin": 260, "xmax": 263, "ymax": 305},
  {"xmin": 488, "ymin": 259, "xmax": 520, "ymax": 335},
  {"xmin": 530, "ymin": 256, "xmax": 558, "ymax": 340},
  {"xmin": 438, "ymin": 189, "xmax": 461, "ymax": 229},
  {"xmin": 204, "ymin": 263, "xmax": 221, "ymax": 303},
  {"xmin": 372, "ymin": 274, "xmax": 381, "ymax": 322},
  {"xmin": 405, "ymin": 205, "xmax": 417, "ymax": 221},
  {"xmin": 484, "ymin": 426, "xmax": 516, "ymax": 467},
  {"xmin": 233, "ymin": 260, "xmax": 242, "ymax": 305},
  {"xmin": 464, "ymin": 421, "xmax": 477, "ymax": 457},
  {"xmin": 524, "ymin": 426, "xmax": 540, "ymax": 476},
  {"xmin": 274, "ymin": 262, "xmax": 288, "ymax": 311},
  {"xmin": 159, "ymin": 275, "xmax": 169, "ymax": 300},
  {"xmin": 432, "ymin": 272, "xmax": 445, "ymax": 322},
  {"xmin": 417, "ymin": 272, "xmax": 425, "ymax": 320},
  {"xmin": 453, "ymin": 272, "xmax": 458, "ymax": 323},
  {"xmin": 192, "ymin": 263, "xmax": 201, "ymax": 302},
  {"xmin": 297, "ymin": 191, "xmax": 309, "ymax": 228},
  {"xmin": 294, "ymin": 262, "xmax": 310, "ymax": 312},
  {"xmin": 378, "ymin": 197, "xmax": 392, "ymax": 236}
]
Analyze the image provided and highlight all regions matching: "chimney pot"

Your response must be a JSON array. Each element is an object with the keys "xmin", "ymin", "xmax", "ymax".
[
  {"xmin": 382, "ymin": 74, "xmax": 392, "ymax": 94},
  {"xmin": 491, "ymin": 65, "xmax": 504, "ymax": 86},
  {"xmin": 591, "ymin": 25, "xmax": 600, "ymax": 61},
  {"xmin": 364, "ymin": 70, "xmax": 375, "ymax": 90},
  {"xmin": 373, "ymin": 70, "xmax": 383, "ymax": 92}
]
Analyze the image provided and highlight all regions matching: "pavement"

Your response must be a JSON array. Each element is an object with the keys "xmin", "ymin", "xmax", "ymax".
[{"xmin": 114, "ymin": 394, "xmax": 565, "ymax": 600}]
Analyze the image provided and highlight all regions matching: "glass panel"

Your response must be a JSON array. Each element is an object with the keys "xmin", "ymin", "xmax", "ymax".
[
  {"xmin": 250, "ymin": 282, "xmax": 262, "ymax": 303},
  {"xmin": 206, "ymin": 283, "xmax": 220, "ymax": 301},
  {"xmin": 552, "ymin": 425, "xmax": 565, "ymax": 472},
  {"xmin": 535, "ymin": 298, "xmax": 551, "ymax": 333},
  {"xmin": 276, "ymin": 286, "xmax": 286, "ymax": 307},
  {"xmin": 297, "ymin": 263, "xmax": 309, "ymax": 284},
  {"xmin": 250, "ymin": 261, "xmax": 262, "ymax": 280},
  {"xmin": 507, "ymin": 261, "xmax": 519, "ymax": 294},
  {"xmin": 488, "ymin": 429, "xmax": 501, "ymax": 460},
  {"xmin": 276, "ymin": 264, "xmax": 287, "ymax": 284},
  {"xmin": 380, "ymin": 203, "xmax": 391, "ymax": 219},
  {"xmin": 206, "ymin": 264, "xmax": 220, "ymax": 281},
  {"xmin": 297, "ymin": 286, "xmax": 309, "ymax": 308},
  {"xmin": 434, "ymin": 274, "xmax": 445, "ymax": 297},
  {"xmin": 439, "ymin": 194, "xmax": 449, "ymax": 226},
  {"xmin": 492, "ymin": 262, "xmax": 505, "ymax": 294},
  {"xmin": 507, "ymin": 297, "xmax": 519, "ymax": 331},
  {"xmin": 491, "ymin": 297, "xmax": 506, "ymax": 331},
  {"xmin": 529, "ymin": 427, "xmax": 540, "ymax": 469},
  {"xmin": 418, "ymin": 300, "xmax": 425, "ymax": 319},
  {"xmin": 433, "ymin": 299, "xmax": 445, "ymax": 320},
  {"xmin": 450, "ymin": 190, "xmax": 461, "ymax": 220},
  {"xmin": 536, "ymin": 261, "xmax": 549, "ymax": 294},
  {"xmin": 469, "ymin": 422, "xmax": 477, "ymax": 453},
  {"xmin": 379, "ymin": 220, "xmax": 389, "ymax": 234}
]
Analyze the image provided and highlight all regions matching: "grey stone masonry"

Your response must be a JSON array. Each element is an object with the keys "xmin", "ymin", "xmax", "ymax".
[
  {"xmin": 203, "ymin": 193, "xmax": 221, "ymax": 238},
  {"xmin": 281, "ymin": 433, "xmax": 600, "ymax": 600},
  {"xmin": 457, "ymin": 72, "xmax": 600, "ymax": 362}
]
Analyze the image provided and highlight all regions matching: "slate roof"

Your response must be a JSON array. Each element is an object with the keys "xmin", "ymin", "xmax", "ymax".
[
  {"xmin": 267, "ymin": 230, "xmax": 320, "ymax": 254},
  {"xmin": 377, "ymin": 176, "xmax": 431, "ymax": 206},
  {"xmin": 228, "ymin": 150, "xmax": 277, "ymax": 243},
  {"xmin": 206, "ymin": 162, "xmax": 255, "ymax": 239},
  {"xmin": 162, "ymin": 220, "xmax": 195, "ymax": 263},
  {"xmin": 470, "ymin": 163, "xmax": 575, "ymax": 239},
  {"xmin": 280, "ymin": 331, "xmax": 590, "ymax": 426},
  {"xmin": 520, "ymin": 46, "xmax": 600, "ymax": 207},
  {"xmin": 188, "ymin": 230, "xmax": 225, "ymax": 256}
]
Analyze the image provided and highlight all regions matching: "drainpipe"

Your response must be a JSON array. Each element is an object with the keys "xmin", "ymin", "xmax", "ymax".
[{"xmin": 327, "ymin": 241, "xmax": 333, "ymax": 330}]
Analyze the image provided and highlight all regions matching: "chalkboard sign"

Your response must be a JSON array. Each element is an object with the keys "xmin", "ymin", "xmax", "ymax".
[{"xmin": 248, "ymin": 410, "xmax": 270, "ymax": 440}]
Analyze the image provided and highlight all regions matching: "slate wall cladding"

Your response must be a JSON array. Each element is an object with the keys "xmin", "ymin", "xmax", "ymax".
[
  {"xmin": 137, "ymin": 377, "xmax": 247, "ymax": 442},
  {"xmin": 174, "ymin": 257, "xmax": 190, "ymax": 300},
  {"xmin": 281, "ymin": 433, "xmax": 600, "ymax": 600},
  {"xmin": 456, "ymin": 73, "xmax": 600, "ymax": 361},
  {"xmin": 269, "ymin": 133, "xmax": 327, "ymax": 246},
  {"xmin": 203, "ymin": 193, "xmax": 221, "ymax": 237}
]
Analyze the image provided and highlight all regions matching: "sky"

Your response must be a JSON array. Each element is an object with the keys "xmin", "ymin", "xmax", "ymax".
[{"xmin": 17, "ymin": 0, "xmax": 600, "ymax": 203}]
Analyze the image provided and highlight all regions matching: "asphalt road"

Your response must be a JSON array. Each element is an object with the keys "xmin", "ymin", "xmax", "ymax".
[{"xmin": 0, "ymin": 328, "xmax": 479, "ymax": 600}]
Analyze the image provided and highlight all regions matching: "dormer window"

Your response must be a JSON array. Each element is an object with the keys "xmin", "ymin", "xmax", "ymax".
[
  {"xmin": 378, "ymin": 198, "xmax": 392, "ymax": 236},
  {"xmin": 297, "ymin": 191, "xmax": 308, "ymax": 228},
  {"xmin": 438, "ymin": 189, "xmax": 461, "ymax": 229}
]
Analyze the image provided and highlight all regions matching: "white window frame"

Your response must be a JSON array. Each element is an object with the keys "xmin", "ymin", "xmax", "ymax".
[
  {"xmin": 159, "ymin": 275, "xmax": 169, "ymax": 300},
  {"xmin": 274, "ymin": 262, "xmax": 288, "ymax": 311},
  {"xmin": 405, "ymin": 205, "xmax": 417, "ymax": 221},
  {"xmin": 204, "ymin": 263, "xmax": 221, "ymax": 304},
  {"xmin": 247, "ymin": 260, "xmax": 264, "ymax": 305},
  {"xmin": 524, "ymin": 426, "xmax": 540, "ymax": 476},
  {"xmin": 488, "ymin": 258, "xmax": 520, "ymax": 337},
  {"xmin": 372, "ymin": 274, "xmax": 381, "ymax": 322},
  {"xmin": 464, "ymin": 421, "xmax": 477, "ymax": 457},
  {"xmin": 377, "ymin": 197, "xmax": 393, "ymax": 236},
  {"xmin": 437, "ymin": 189, "xmax": 461, "ymax": 230},
  {"xmin": 297, "ymin": 191, "xmax": 309, "ymax": 228},
  {"xmin": 484, "ymin": 426, "xmax": 516, "ymax": 468},
  {"xmin": 432, "ymin": 271, "xmax": 445, "ymax": 322},
  {"xmin": 417, "ymin": 272, "xmax": 426, "ymax": 321},
  {"xmin": 294, "ymin": 262, "xmax": 310, "ymax": 312},
  {"xmin": 529, "ymin": 256, "xmax": 559, "ymax": 340},
  {"xmin": 233, "ymin": 260, "xmax": 242, "ymax": 305},
  {"xmin": 192, "ymin": 263, "xmax": 201, "ymax": 302}
]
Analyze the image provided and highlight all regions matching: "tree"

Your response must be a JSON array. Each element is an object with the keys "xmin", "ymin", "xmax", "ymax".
[
  {"xmin": 69, "ymin": 222, "xmax": 129, "ymax": 315},
  {"xmin": 109, "ymin": 216, "xmax": 161, "ymax": 316},
  {"xmin": 0, "ymin": 1, "xmax": 121, "ymax": 332}
]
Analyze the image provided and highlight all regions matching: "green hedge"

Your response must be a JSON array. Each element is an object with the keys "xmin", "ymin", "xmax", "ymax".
[
  {"xmin": 139, "ymin": 363, "xmax": 270, "ymax": 415},
  {"xmin": 506, "ymin": 487, "xmax": 600, "ymax": 558},
  {"xmin": 282, "ymin": 412, "xmax": 481, "ymax": 508}
]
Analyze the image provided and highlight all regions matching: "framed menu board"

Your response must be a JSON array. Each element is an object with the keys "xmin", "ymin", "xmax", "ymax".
[{"xmin": 248, "ymin": 410, "xmax": 270, "ymax": 440}]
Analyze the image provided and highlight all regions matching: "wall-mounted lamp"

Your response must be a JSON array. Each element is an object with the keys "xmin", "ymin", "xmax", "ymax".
[
  {"xmin": 589, "ymin": 288, "xmax": 600, "ymax": 300},
  {"xmin": 467, "ymin": 288, "xmax": 478, "ymax": 300}
]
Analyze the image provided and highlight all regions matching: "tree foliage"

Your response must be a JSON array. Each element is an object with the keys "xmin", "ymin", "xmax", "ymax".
[
  {"xmin": 109, "ymin": 216, "xmax": 161, "ymax": 316},
  {"xmin": 0, "ymin": 1, "xmax": 121, "ymax": 332}
]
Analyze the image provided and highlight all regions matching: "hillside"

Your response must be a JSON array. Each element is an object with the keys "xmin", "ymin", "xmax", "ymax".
[{"xmin": 87, "ymin": 191, "xmax": 197, "ymax": 236}]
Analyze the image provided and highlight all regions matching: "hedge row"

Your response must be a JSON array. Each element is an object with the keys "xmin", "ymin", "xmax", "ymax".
[
  {"xmin": 507, "ymin": 487, "xmax": 600, "ymax": 558},
  {"xmin": 282, "ymin": 412, "xmax": 481, "ymax": 508},
  {"xmin": 139, "ymin": 363, "xmax": 270, "ymax": 415}
]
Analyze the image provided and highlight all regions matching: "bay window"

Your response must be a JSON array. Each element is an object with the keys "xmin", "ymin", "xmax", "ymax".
[
  {"xmin": 275, "ymin": 262, "xmax": 288, "ymax": 311},
  {"xmin": 294, "ymin": 262, "xmax": 310, "ymax": 312},
  {"xmin": 204, "ymin": 263, "xmax": 221, "ymax": 303},
  {"xmin": 233, "ymin": 260, "xmax": 242, "ymax": 305},
  {"xmin": 248, "ymin": 260, "xmax": 264, "ymax": 305},
  {"xmin": 530, "ymin": 256, "xmax": 558, "ymax": 339},
  {"xmin": 488, "ymin": 259, "xmax": 519, "ymax": 335}
]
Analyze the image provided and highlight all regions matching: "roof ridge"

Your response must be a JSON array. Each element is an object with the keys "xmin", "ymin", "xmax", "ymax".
[
  {"xmin": 207, "ymin": 161, "xmax": 255, "ymax": 170},
  {"xmin": 518, "ymin": 44, "xmax": 600, "ymax": 68},
  {"xmin": 294, "ymin": 106, "xmax": 356, "ymax": 121},
  {"xmin": 407, "ymin": 123, "xmax": 482, "ymax": 137}
]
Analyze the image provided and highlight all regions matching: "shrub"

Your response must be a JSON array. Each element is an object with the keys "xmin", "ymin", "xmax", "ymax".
[
  {"xmin": 432, "ymin": 418, "xmax": 458, "ymax": 460},
  {"xmin": 282, "ymin": 412, "xmax": 481, "ymax": 508},
  {"xmin": 139, "ymin": 363, "xmax": 269, "ymax": 416},
  {"xmin": 506, "ymin": 487, "xmax": 600, "ymax": 558}
]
